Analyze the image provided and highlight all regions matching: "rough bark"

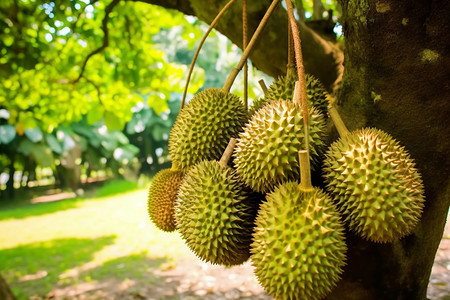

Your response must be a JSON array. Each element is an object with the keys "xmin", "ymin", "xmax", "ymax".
[
  {"xmin": 134, "ymin": 0, "xmax": 344, "ymax": 92},
  {"xmin": 0, "ymin": 273, "xmax": 15, "ymax": 300},
  {"xmin": 331, "ymin": 0, "xmax": 450, "ymax": 299}
]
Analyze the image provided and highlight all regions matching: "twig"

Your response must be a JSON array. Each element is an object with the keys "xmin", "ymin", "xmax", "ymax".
[
  {"xmin": 81, "ymin": 75, "xmax": 103, "ymax": 104},
  {"xmin": 222, "ymin": 0, "xmax": 281, "ymax": 92},
  {"xmin": 180, "ymin": 0, "xmax": 237, "ymax": 110}
]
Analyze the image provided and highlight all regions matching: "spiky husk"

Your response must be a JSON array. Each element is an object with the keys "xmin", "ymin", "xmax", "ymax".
[
  {"xmin": 248, "ymin": 97, "xmax": 266, "ymax": 117},
  {"xmin": 251, "ymin": 182, "xmax": 347, "ymax": 300},
  {"xmin": 175, "ymin": 161, "xmax": 260, "ymax": 265},
  {"xmin": 148, "ymin": 168, "xmax": 185, "ymax": 232},
  {"xmin": 234, "ymin": 100, "xmax": 326, "ymax": 193},
  {"xmin": 168, "ymin": 88, "xmax": 247, "ymax": 169},
  {"xmin": 250, "ymin": 72, "xmax": 328, "ymax": 117},
  {"xmin": 323, "ymin": 128, "xmax": 425, "ymax": 243}
]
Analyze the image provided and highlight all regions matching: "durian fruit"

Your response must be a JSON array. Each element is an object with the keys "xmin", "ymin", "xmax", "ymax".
[
  {"xmin": 247, "ymin": 97, "xmax": 266, "ymax": 118},
  {"xmin": 175, "ymin": 139, "xmax": 260, "ymax": 266},
  {"xmin": 249, "ymin": 68, "xmax": 328, "ymax": 117},
  {"xmin": 169, "ymin": 88, "xmax": 247, "ymax": 169},
  {"xmin": 323, "ymin": 104, "xmax": 425, "ymax": 243},
  {"xmin": 234, "ymin": 100, "xmax": 326, "ymax": 193},
  {"xmin": 251, "ymin": 152, "xmax": 347, "ymax": 300},
  {"xmin": 147, "ymin": 166, "xmax": 185, "ymax": 232}
]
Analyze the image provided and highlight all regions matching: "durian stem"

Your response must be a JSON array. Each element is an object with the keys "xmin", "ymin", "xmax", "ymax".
[
  {"xmin": 285, "ymin": 0, "xmax": 309, "ymax": 126},
  {"xmin": 259, "ymin": 79, "xmax": 268, "ymax": 96},
  {"xmin": 328, "ymin": 103, "xmax": 350, "ymax": 138},
  {"xmin": 294, "ymin": 81, "xmax": 310, "ymax": 158},
  {"xmin": 298, "ymin": 150, "xmax": 314, "ymax": 192},
  {"xmin": 222, "ymin": 0, "xmax": 281, "ymax": 92},
  {"xmin": 286, "ymin": 64, "xmax": 296, "ymax": 78},
  {"xmin": 287, "ymin": 17, "xmax": 295, "ymax": 69},
  {"xmin": 181, "ymin": 0, "xmax": 237, "ymax": 110},
  {"xmin": 243, "ymin": 0, "xmax": 248, "ymax": 112},
  {"xmin": 219, "ymin": 138, "xmax": 237, "ymax": 168},
  {"xmin": 171, "ymin": 161, "xmax": 179, "ymax": 171}
]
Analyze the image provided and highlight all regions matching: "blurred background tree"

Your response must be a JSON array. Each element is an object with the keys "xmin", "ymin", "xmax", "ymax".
[{"xmin": 0, "ymin": 0, "xmax": 269, "ymax": 198}]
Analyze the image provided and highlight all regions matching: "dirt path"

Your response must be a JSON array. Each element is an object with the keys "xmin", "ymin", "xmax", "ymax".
[{"xmin": 45, "ymin": 216, "xmax": 450, "ymax": 300}]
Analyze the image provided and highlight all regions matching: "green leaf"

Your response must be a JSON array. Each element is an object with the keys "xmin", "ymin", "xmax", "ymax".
[
  {"xmin": 167, "ymin": 97, "xmax": 181, "ymax": 115},
  {"xmin": 21, "ymin": 115, "xmax": 37, "ymax": 130},
  {"xmin": 31, "ymin": 143, "xmax": 54, "ymax": 167},
  {"xmin": 24, "ymin": 127, "xmax": 43, "ymax": 143},
  {"xmin": 87, "ymin": 107, "xmax": 104, "ymax": 125},
  {"xmin": 110, "ymin": 130, "xmax": 129, "ymax": 145},
  {"xmin": 126, "ymin": 108, "xmax": 153, "ymax": 134},
  {"xmin": 17, "ymin": 138, "xmax": 34, "ymax": 155},
  {"xmin": 147, "ymin": 94, "xmax": 169, "ymax": 115},
  {"xmin": 151, "ymin": 123, "xmax": 170, "ymax": 142},
  {"xmin": 113, "ymin": 144, "xmax": 140, "ymax": 161},
  {"xmin": 104, "ymin": 111, "xmax": 123, "ymax": 130},
  {"xmin": 187, "ymin": 67, "xmax": 205, "ymax": 94},
  {"xmin": 46, "ymin": 134, "xmax": 63, "ymax": 154},
  {"xmin": 0, "ymin": 125, "xmax": 16, "ymax": 144}
]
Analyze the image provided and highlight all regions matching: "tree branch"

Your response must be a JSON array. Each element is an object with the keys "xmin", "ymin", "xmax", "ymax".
[
  {"xmin": 72, "ymin": 0, "xmax": 121, "ymax": 84},
  {"xmin": 126, "ymin": 0, "xmax": 195, "ymax": 15}
]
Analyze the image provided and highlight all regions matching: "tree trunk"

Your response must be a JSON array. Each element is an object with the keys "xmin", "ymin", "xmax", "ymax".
[
  {"xmin": 0, "ymin": 273, "xmax": 15, "ymax": 300},
  {"xmin": 330, "ymin": 0, "xmax": 450, "ymax": 299}
]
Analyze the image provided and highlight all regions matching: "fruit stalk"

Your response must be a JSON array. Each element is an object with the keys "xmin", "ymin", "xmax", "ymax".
[
  {"xmin": 223, "ymin": 0, "xmax": 281, "ymax": 92},
  {"xmin": 258, "ymin": 79, "xmax": 268, "ymax": 96},
  {"xmin": 181, "ymin": 0, "xmax": 237, "ymax": 110},
  {"xmin": 285, "ymin": 0, "xmax": 308, "ymax": 123},
  {"xmin": 243, "ymin": 0, "xmax": 249, "ymax": 111},
  {"xmin": 287, "ymin": 16, "xmax": 295, "ymax": 69},
  {"xmin": 328, "ymin": 103, "xmax": 350, "ymax": 138},
  {"xmin": 219, "ymin": 138, "xmax": 237, "ymax": 167},
  {"xmin": 298, "ymin": 150, "xmax": 313, "ymax": 192},
  {"xmin": 293, "ymin": 80, "xmax": 311, "ymax": 168}
]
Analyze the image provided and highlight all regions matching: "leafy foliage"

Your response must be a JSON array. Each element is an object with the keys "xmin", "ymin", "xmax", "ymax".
[{"xmin": 0, "ymin": 0, "xmax": 201, "ymax": 132}]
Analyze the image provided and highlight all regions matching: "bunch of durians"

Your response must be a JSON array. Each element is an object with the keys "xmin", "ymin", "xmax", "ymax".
[{"xmin": 147, "ymin": 67, "xmax": 425, "ymax": 300}]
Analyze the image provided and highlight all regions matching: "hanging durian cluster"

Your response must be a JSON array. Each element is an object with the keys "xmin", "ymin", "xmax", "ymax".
[{"xmin": 145, "ymin": 0, "xmax": 426, "ymax": 299}]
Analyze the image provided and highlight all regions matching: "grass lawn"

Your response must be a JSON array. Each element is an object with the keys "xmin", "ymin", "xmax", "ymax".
[{"xmin": 0, "ymin": 183, "xmax": 196, "ymax": 299}]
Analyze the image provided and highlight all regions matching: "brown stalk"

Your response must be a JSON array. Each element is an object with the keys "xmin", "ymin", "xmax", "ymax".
[
  {"xmin": 219, "ymin": 138, "xmax": 237, "ymax": 167},
  {"xmin": 222, "ymin": 0, "xmax": 281, "ymax": 92},
  {"xmin": 243, "ymin": 0, "xmax": 249, "ymax": 111},
  {"xmin": 180, "ymin": 0, "xmax": 238, "ymax": 111},
  {"xmin": 285, "ymin": 0, "xmax": 313, "ymax": 189},
  {"xmin": 298, "ymin": 150, "xmax": 314, "ymax": 191}
]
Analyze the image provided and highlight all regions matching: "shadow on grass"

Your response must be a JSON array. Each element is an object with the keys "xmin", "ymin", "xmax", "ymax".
[
  {"xmin": 36, "ymin": 253, "xmax": 170, "ymax": 299},
  {"xmin": 0, "ymin": 235, "xmax": 116, "ymax": 299},
  {"xmin": 85, "ymin": 253, "xmax": 166, "ymax": 282},
  {"xmin": 0, "ymin": 197, "xmax": 82, "ymax": 221}
]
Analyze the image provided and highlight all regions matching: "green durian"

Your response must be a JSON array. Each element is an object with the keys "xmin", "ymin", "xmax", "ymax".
[
  {"xmin": 234, "ymin": 100, "xmax": 327, "ymax": 193},
  {"xmin": 251, "ymin": 182, "xmax": 347, "ymax": 300},
  {"xmin": 169, "ymin": 88, "xmax": 247, "ymax": 169},
  {"xmin": 175, "ymin": 160, "xmax": 260, "ymax": 265},
  {"xmin": 148, "ymin": 168, "xmax": 185, "ymax": 232},
  {"xmin": 323, "ymin": 127, "xmax": 425, "ymax": 243},
  {"xmin": 249, "ymin": 70, "xmax": 328, "ymax": 117}
]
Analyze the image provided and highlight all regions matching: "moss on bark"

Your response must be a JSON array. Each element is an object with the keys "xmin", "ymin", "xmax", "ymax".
[{"xmin": 335, "ymin": 0, "xmax": 450, "ymax": 298}]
